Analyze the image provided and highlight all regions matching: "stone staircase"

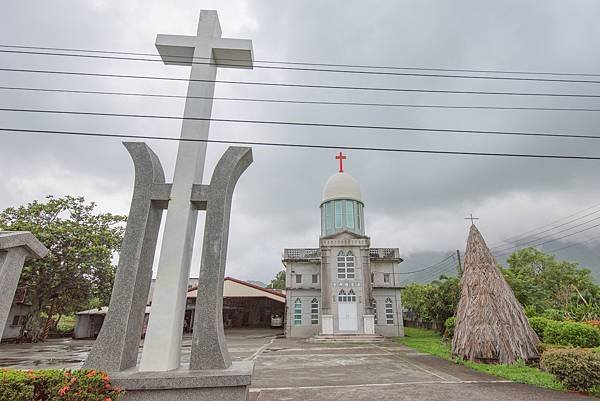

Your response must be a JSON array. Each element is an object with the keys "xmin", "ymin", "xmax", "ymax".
[{"xmin": 308, "ymin": 334, "xmax": 384, "ymax": 343}]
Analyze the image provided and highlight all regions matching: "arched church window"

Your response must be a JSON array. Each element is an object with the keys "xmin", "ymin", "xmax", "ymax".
[
  {"xmin": 311, "ymin": 298, "xmax": 319, "ymax": 324},
  {"xmin": 338, "ymin": 289, "xmax": 347, "ymax": 302},
  {"xmin": 294, "ymin": 298, "xmax": 302, "ymax": 325},
  {"xmin": 372, "ymin": 299, "xmax": 378, "ymax": 324},
  {"xmin": 348, "ymin": 289, "xmax": 356, "ymax": 302},
  {"xmin": 346, "ymin": 251, "xmax": 355, "ymax": 279},
  {"xmin": 337, "ymin": 251, "xmax": 355, "ymax": 279},
  {"xmin": 385, "ymin": 298, "xmax": 394, "ymax": 324}
]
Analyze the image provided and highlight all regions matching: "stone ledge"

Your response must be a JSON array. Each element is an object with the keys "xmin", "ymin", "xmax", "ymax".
[{"xmin": 110, "ymin": 361, "xmax": 254, "ymax": 390}]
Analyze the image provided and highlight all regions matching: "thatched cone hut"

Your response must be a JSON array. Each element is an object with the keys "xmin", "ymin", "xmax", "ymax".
[{"xmin": 451, "ymin": 224, "xmax": 539, "ymax": 364}]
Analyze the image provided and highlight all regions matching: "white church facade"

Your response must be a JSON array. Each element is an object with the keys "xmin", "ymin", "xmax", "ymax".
[{"xmin": 283, "ymin": 154, "xmax": 404, "ymax": 338}]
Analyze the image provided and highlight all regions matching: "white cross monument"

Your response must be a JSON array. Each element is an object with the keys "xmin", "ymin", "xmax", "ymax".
[{"xmin": 139, "ymin": 10, "xmax": 253, "ymax": 372}]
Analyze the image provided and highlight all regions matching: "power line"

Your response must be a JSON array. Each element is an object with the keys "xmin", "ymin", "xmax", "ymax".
[
  {"xmin": 546, "ymin": 233, "xmax": 600, "ymax": 254},
  {"xmin": 4, "ymin": 48, "xmax": 600, "ymax": 85},
  {"xmin": 4, "ymin": 85, "xmax": 600, "ymax": 113},
  {"xmin": 3, "ymin": 127, "xmax": 600, "ymax": 160},
  {"xmin": 489, "ymin": 201, "xmax": 600, "ymax": 248},
  {"xmin": 396, "ymin": 253, "xmax": 455, "ymax": 274},
  {"xmin": 491, "ymin": 209, "xmax": 600, "ymax": 253},
  {"xmin": 415, "ymin": 261, "xmax": 459, "ymax": 283},
  {"xmin": 494, "ymin": 222, "xmax": 600, "ymax": 257},
  {"xmin": 494, "ymin": 214, "xmax": 600, "ymax": 253},
  {"xmin": 5, "ymin": 107, "xmax": 600, "ymax": 142},
  {"xmin": 2, "ymin": 43, "xmax": 600, "ymax": 78},
  {"xmin": 3, "ymin": 67, "xmax": 600, "ymax": 99}
]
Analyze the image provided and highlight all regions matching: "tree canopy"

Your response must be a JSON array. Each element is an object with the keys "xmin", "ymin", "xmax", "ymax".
[
  {"xmin": 402, "ymin": 275, "xmax": 460, "ymax": 333},
  {"xmin": 267, "ymin": 270, "xmax": 286, "ymax": 290},
  {"xmin": 0, "ymin": 195, "xmax": 126, "ymax": 341},
  {"xmin": 502, "ymin": 247, "xmax": 599, "ymax": 320}
]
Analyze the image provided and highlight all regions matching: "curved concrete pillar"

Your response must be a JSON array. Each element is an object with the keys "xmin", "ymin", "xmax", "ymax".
[
  {"xmin": 85, "ymin": 142, "xmax": 167, "ymax": 371},
  {"xmin": 189, "ymin": 147, "xmax": 253, "ymax": 370}
]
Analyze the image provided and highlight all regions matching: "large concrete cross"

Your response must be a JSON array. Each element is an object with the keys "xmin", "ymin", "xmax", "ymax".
[{"xmin": 139, "ymin": 10, "xmax": 253, "ymax": 372}]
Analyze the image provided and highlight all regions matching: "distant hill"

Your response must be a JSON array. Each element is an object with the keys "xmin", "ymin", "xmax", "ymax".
[
  {"xmin": 246, "ymin": 280, "xmax": 267, "ymax": 288},
  {"xmin": 399, "ymin": 243, "xmax": 600, "ymax": 285}
]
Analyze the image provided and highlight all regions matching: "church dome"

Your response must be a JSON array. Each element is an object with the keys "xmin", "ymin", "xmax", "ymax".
[{"xmin": 322, "ymin": 172, "xmax": 362, "ymax": 204}]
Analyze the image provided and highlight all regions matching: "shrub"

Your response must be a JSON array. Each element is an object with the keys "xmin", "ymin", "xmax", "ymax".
[
  {"xmin": 584, "ymin": 320, "xmax": 600, "ymax": 330},
  {"xmin": 524, "ymin": 305, "xmax": 538, "ymax": 318},
  {"xmin": 529, "ymin": 317, "xmax": 553, "ymax": 342},
  {"xmin": 540, "ymin": 309, "xmax": 565, "ymax": 321},
  {"xmin": 543, "ymin": 320, "xmax": 600, "ymax": 348},
  {"xmin": 444, "ymin": 317, "xmax": 455, "ymax": 339},
  {"xmin": 541, "ymin": 348, "xmax": 600, "ymax": 392},
  {"xmin": 0, "ymin": 369, "xmax": 123, "ymax": 401}
]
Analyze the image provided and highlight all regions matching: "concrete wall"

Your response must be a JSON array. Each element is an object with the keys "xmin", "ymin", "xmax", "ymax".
[
  {"xmin": 73, "ymin": 314, "xmax": 105, "ymax": 339},
  {"xmin": 286, "ymin": 261, "xmax": 321, "ymax": 290},
  {"xmin": 2, "ymin": 303, "xmax": 29, "ymax": 340},
  {"xmin": 372, "ymin": 288, "xmax": 404, "ymax": 337},
  {"xmin": 286, "ymin": 289, "xmax": 321, "ymax": 337}
]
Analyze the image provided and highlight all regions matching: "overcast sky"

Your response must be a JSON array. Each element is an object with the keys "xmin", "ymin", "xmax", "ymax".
[{"xmin": 2, "ymin": 0, "xmax": 600, "ymax": 283}]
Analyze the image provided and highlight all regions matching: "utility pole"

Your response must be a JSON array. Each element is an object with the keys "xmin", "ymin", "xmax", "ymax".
[{"xmin": 456, "ymin": 249, "xmax": 463, "ymax": 278}]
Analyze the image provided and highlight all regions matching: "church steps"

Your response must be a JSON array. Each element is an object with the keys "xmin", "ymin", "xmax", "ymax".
[{"xmin": 308, "ymin": 334, "xmax": 384, "ymax": 343}]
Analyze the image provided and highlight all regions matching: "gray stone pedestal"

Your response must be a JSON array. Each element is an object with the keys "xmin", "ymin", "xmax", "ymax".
[{"xmin": 111, "ymin": 361, "xmax": 253, "ymax": 401}]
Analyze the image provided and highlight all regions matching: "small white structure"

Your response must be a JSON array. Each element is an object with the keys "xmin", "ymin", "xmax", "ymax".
[{"xmin": 283, "ymin": 153, "xmax": 404, "ymax": 338}]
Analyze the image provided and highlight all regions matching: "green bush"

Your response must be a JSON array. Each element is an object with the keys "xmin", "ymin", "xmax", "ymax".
[
  {"xmin": 0, "ymin": 369, "xmax": 123, "ymax": 401},
  {"xmin": 541, "ymin": 348, "xmax": 600, "ymax": 392},
  {"xmin": 444, "ymin": 317, "xmax": 455, "ymax": 339},
  {"xmin": 543, "ymin": 321, "xmax": 600, "ymax": 348},
  {"xmin": 524, "ymin": 305, "xmax": 538, "ymax": 318},
  {"xmin": 540, "ymin": 309, "xmax": 565, "ymax": 321},
  {"xmin": 529, "ymin": 317, "xmax": 553, "ymax": 342}
]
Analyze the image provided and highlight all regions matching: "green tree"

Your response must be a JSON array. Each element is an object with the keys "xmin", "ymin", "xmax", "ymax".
[
  {"xmin": 402, "ymin": 276, "xmax": 460, "ymax": 333},
  {"xmin": 502, "ymin": 247, "xmax": 599, "ymax": 316},
  {"xmin": 402, "ymin": 283, "xmax": 431, "ymax": 322},
  {"xmin": 267, "ymin": 270, "xmax": 286, "ymax": 290},
  {"xmin": 0, "ymin": 196, "xmax": 126, "ymax": 341},
  {"xmin": 424, "ymin": 276, "xmax": 460, "ymax": 333}
]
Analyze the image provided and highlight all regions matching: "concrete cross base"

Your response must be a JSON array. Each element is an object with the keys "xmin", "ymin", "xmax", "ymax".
[{"xmin": 110, "ymin": 361, "xmax": 254, "ymax": 401}]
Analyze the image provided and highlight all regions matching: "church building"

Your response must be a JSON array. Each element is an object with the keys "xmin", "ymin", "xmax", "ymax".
[{"xmin": 283, "ymin": 153, "xmax": 404, "ymax": 338}]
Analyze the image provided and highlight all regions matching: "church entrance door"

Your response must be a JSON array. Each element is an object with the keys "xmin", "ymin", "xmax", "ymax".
[{"xmin": 338, "ymin": 303, "xmax": 358, "ymax": 331}]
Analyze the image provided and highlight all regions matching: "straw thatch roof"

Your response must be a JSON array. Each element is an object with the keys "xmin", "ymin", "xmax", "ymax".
[{"xmin": 452, "ymin": 224, "xmax": 539, "ymax": 364}]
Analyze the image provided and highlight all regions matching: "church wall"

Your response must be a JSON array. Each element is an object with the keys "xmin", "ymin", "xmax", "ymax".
[
  {"xmin": 285, "ymin": 289, "xmax": 321, "ymax": 337},
  {"xmin": 372, "ymin": 288, "xmax": 404, "ymax": 337},
  {"xmin": 371, "ymin": 260, "xmax": 401, "ymax": 288},
  {"xmin": 286, "ymin": 261, "xmax": 321, "ymax": 291}
]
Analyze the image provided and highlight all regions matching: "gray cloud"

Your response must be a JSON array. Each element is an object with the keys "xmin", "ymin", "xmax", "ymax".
[{"xmin": 2, "ymin": 0, "xmax": 600, "ymax": 283}]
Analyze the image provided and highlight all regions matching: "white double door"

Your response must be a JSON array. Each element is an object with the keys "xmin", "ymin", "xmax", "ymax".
[{"xmin": 338, "ymin": 302, "xmax": 358, "ymax": 332}]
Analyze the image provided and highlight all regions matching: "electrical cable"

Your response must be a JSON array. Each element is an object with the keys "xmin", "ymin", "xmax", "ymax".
[
  {"xmin": 4, "ymin": 85, "xmax": 600, "ymax": 113},
  {"xmin": 4, "ymin": 48, "xmax": 600, "ymax": 85},
  {"xmin": 3, "ymin": 127, "xmax": 600, "ymax": 160},
  {"xmin": 2, "ymin": 43, "xmax": 600, "ymax": 78},
  {"xmin": 3, "ymin": 67, "xmax": 600, "ymax": 98},
  {"xmin": 4, "ymin": 107, "xmax": 600, "ymax": 142}
]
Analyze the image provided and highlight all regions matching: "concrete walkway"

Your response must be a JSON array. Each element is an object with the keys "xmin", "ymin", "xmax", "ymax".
[
  {"xmin": 0, "ymin": 331, "xmax": 593, "ymax": 400},
  {"xmin": 249, "ymin": 337, "xmax": 592, "ymax": 401},
  {"xmin": 0, "ymin": 328, "xmax": 280, "ymax": 369}
]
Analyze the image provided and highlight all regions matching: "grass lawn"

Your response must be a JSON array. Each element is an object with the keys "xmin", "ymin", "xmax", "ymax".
[
  {"xmin": 398, "ymin": 327, "xmax": 564, "ymax": 392},
  {"xmin": 56, "ymin": 315, "xmax": 76, "ymax": 333}
]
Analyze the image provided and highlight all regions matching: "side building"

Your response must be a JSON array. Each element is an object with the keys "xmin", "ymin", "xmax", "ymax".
[{"xmin": 282, "ymin": 155, "xmax": 404, "ymax": 338}]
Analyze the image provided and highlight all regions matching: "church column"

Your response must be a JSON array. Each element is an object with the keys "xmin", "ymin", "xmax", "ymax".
[
  {"xmin": 361, "ymin": 245, "xmax": 372, "ymax": 314},
  {"xmin": 320, "ymin": 246, "xmax": 331, "ymax": 313}
]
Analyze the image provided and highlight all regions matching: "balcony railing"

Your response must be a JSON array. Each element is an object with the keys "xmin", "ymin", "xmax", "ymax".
[{"xmin": 283, "ymin": 248, "xmax": 320, "ymax": 260}]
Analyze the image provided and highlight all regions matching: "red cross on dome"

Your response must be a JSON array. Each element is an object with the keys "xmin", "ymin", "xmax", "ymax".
[{"xmin": 335, "ymin": 151, "xmax": 347, "ymax": 173}]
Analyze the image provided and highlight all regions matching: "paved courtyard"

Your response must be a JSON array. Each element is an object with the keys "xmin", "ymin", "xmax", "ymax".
[{"xmin": 0, "ymin": 330, "xmax": 592, "ymax": 400}]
